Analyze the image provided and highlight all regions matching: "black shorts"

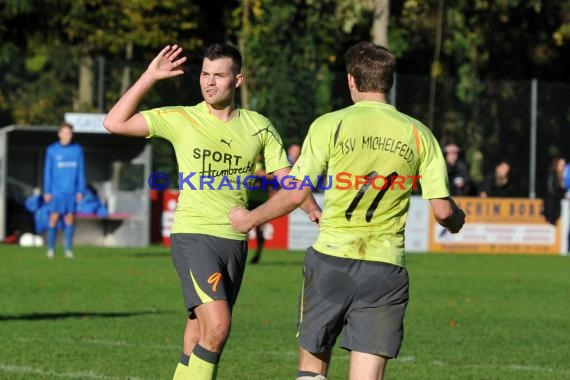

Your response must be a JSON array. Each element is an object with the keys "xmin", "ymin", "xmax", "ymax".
[
  {"xmin": 171, "ymin": 233, "xmax": 248, "ymax": 318},
  {"xmin": 298, "ymin": 247, "xmax": 409, "ymax": 358}
]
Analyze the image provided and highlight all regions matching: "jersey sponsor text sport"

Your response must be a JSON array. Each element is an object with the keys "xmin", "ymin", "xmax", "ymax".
[{"xmin": 142, "ymin": 102, "xmax": 290, "ymax": 240}]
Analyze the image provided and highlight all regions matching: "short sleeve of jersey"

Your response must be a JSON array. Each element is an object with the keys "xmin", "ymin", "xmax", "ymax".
[
  {"xmin": 140, "ymin": 106, "xmax": 183, "ymax": 141},
  {"xmin": 259, "ymin": 121, "xmax": 290, "ymax": 173},
  {"xmin": 289, "ymin": 117, "xmax": 331, "ymax": 183},
  {"xmin": 416, "ymin": 123, "xmax": 450, "ymax": 199}
]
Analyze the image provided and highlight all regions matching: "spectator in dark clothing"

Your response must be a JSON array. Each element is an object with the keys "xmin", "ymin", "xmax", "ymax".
[
  {"xmin": 444, "ymin": 143, "xmax": 471, "ymax": 196},
  {"xmin": 543, "ymin": 157, "xmax": 568, "ymax": 225},
  {"xmin": 479, "ymin": 160, "xmax": 514, "ymax": 197}
]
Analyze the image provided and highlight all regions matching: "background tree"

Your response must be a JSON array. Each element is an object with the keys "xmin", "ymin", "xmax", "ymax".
[
  {"xmin": 0, "ymin": 0, "xmax": 203, "ymax": 124},
  {"xmin": 232, "ymin": 0, "xmax": 373, "ymax": 145},
  {"xmin": 371, "ymin": 0, "xmax": 390, "ymax": 46},
  {"xmin": 390, "ymin": 0, "xmax": 570, "ymax": 191},
  {"xmin": 2, "ymin": 0, "xmax": 569, "ymax": 194}
]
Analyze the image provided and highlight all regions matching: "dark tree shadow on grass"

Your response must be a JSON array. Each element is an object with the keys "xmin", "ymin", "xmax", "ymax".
[
  {"xmin": 75, "ymin": 251, "xmax": 171, "ymax": 260},
  {"xmin": 0, "ymin": 310, "xmax": 174, "ymax": 321}
]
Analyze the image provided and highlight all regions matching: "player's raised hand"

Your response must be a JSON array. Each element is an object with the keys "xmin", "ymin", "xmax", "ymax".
[
  {"xmin": 229, "ymin": 206, "xmax": 253, "ymax": 233},
  {"xmin": 145, "ymin": 45, "xmax": 187, "ymax": 81}
]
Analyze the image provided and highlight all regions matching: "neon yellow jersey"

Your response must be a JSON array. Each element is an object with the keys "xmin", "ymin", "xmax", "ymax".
[
  {"xmin": 141, "ymin": 102, "xmax": 290, "ymax": 240},
  {"xmin": 290, "ymin": 101, "xmax": 449, "ymax": 266}
]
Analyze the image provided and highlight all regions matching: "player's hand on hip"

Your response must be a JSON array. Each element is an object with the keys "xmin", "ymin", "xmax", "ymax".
[
  {"xmin": 43, "ymin": 193, "xmax": 52, "ymax": 203},
  {"xmin": 229, "ymin": 206, "xmax": 253, "ymax": 233},
  {"xmin": 76, "ymin": 193, "xmax": 83, "ymax": 202},
  {"xmin": 145, "ymin": 45, "xmax": 187, "ymax": 81}
]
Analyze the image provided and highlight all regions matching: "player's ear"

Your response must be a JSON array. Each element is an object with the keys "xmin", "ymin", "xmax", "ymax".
[
  {"xmin": 235, "ymin": 73, "xmax": 243, "ymax": 88},
  {"xmin": 347, "ymin": 73, "xmax": 356, "ymax": 91}
]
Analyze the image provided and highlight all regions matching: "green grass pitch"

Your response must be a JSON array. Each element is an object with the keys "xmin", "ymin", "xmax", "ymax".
[{"xmin": 1, "ymin": 245, "xmax": 569, "ymax": 379}]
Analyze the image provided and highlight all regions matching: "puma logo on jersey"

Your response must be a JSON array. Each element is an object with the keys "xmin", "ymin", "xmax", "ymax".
[
  {"xmin": 220, "ymin": 138, "xmax": 232, "ymax": 148},
  {"xmin": 208, "ymin": 272, "xmax": 222, "ymax": 292}
]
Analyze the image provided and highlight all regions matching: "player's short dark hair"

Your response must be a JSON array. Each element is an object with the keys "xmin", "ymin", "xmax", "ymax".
[
  {"xmin": 203, "ymin": 43, "xmax": 242, "ymax": 75},
  {"xmin": 59, "ymin": 122, "xmax": 73, "ymax": 132},
  {"xmin": 344, "ymin": 41, "xmax": 396, "ymax": 93}
]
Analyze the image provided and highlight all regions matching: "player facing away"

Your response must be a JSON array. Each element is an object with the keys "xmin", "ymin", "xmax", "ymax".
[
  {"xmin": 43, "ymin": 122, "xmax": 86, "ymax": 259},
  {"xmin": 229, "ymin": 41, "xmax": 466, "ymax": 380},
  {"xmin": 103, "ymin": 43, "xmax": 320, "ymax": 380}
]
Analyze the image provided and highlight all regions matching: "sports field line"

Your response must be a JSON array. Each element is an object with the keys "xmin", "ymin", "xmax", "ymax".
[
  {"xmin": 7, "ymin": 341, "xmax": 570, "ymax": 376},
  {"xmin": 0, "ymin": 363, "xmax": 148, "ymax": 380},
  {"xmin": 13, "ymin": 336, "xmax": 179, "ymax": 351}
]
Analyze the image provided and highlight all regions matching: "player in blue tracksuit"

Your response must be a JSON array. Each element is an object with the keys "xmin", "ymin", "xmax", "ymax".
[{"xmin": 43, "ymin": 122, "xmax": 86, "ymax": 258}]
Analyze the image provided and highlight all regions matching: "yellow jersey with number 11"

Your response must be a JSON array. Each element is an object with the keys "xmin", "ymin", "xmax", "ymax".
[{"xmin": 290, "ymin": 101, "xmax": 449, "ymax": 267}]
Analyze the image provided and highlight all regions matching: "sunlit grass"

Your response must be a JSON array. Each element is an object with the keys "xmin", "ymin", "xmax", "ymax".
[{"xmin": 0, "ymin": 245, "xmax": 569, "ymax": 379}]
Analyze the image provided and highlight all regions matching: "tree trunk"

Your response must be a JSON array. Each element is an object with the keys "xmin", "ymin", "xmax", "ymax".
[
  {"xmin": 121, "ymin": 42, "xmax": 133, "ymax": 95},
  {"xmin": 428, "ymin": 0, "xmax": 444, "ymax": 129},
  {"xmin": 76, "ymin": 55, "xmax": 94, "ymax": 110},
  {"xmin": 371, "ymin": 0, "xmax": 389, "ymax": 47},
  {"xmin": 239, "ymin": 0, "xmax": 250, "ymax": 109}
]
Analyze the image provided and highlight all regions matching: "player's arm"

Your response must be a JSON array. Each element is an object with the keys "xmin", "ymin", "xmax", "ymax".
[
  {"xmin": 43, "ymin": 148, "xmax": 53, "ymax": 202},
  {"xmin": 103, "ymin": 45, "xmax": 187, "ymax": 137},
  {"xmin": 414, "ymin": 123, "xmax": 464, "ymax": 232},
  {"xmin": 76, "ymin": 146, "xmax": 86, "ymax": 202},
  {"xmin": 230, "ymin": 181, "xmax": 312, "ymax": 233},
  {"xmin": 429, "ymin": 197, "xmax": 465, "ymax": 233},
  {"xmin": 273, "ymin": 167, "xmax": 321, "ymax": 222}
]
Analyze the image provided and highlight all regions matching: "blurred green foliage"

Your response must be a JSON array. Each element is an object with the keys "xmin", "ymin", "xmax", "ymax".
[{"xmin": 1, "ymin": 0, "xmax": 569, "ymax": 186}]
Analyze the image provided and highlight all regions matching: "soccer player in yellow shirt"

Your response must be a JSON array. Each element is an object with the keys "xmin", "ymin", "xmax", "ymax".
[
  {"xmin": 104, "ymin": 43, "xmax": 320, "ymax": 380},
  {"xmin": 230, "ymin": 42, "xmax": 465, "ymax": 380}
]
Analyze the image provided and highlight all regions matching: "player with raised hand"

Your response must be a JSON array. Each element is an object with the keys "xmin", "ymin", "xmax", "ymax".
[
  {"xmin": 104, "ymin": 43, "xmax": 320, "ymax": 380},
  {"xmin": 230, "ymin": 41, "xmax": 465, "ymax": 380}
]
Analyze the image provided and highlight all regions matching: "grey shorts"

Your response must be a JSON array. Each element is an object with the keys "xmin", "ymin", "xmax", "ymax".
[
  {"xmin": 171, "ymin": 233, "xmax": 247, "ymax": 318},
  {"xmin": 298, "ymin": 247, "xmax": 409, "ymax": 358}
]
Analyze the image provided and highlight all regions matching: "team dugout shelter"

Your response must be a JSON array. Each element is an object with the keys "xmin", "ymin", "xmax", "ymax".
[{"xmin": 0, "ymin": 113, "xmax": 151, "ymax": 247}]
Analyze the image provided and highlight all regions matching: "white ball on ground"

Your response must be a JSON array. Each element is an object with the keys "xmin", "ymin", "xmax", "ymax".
[
  {"xmin": 19, "ymin": 232, "xmax": 35, "ymax": 247},
  {"xmin": 33, "ymin": 235, "xmax": 45, "ymax": 247}
]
